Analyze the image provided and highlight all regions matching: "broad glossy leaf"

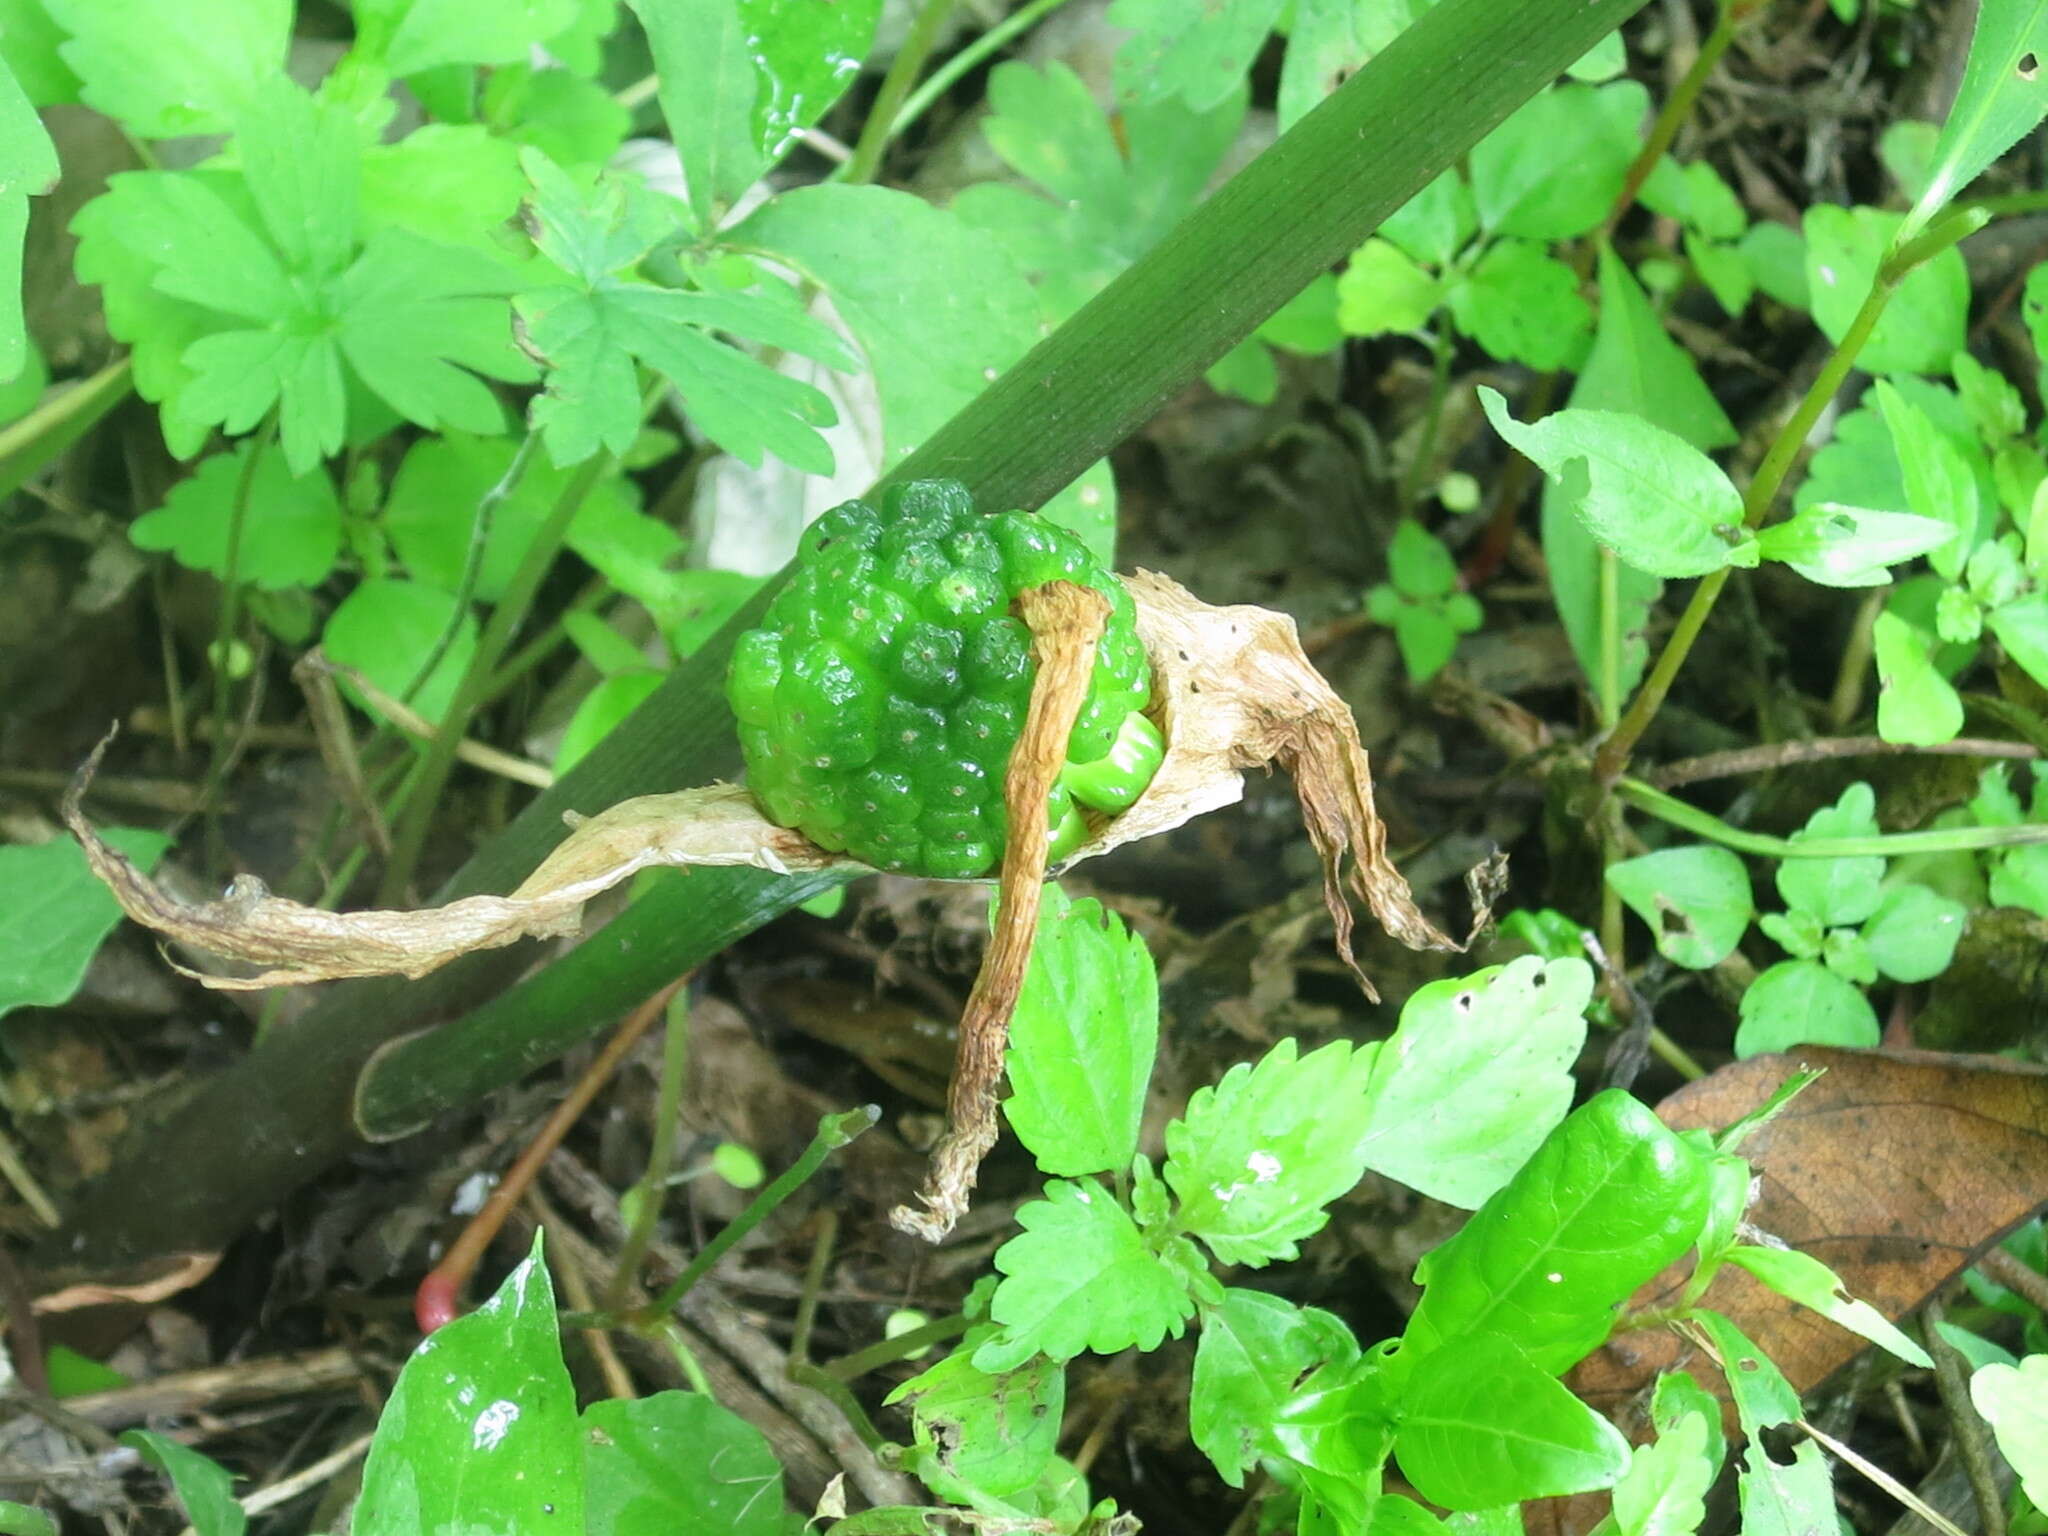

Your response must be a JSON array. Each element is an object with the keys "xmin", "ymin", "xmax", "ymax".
[
  {"xmin": 1971, "ymin": 1354, "xmax": 2048, "ymax": 1511},
  {"xmin": 0, "ymin": 830, "xmax": 170, "ymax": 1020},
  {"xmin": 1695, "ymin": 1312, "xmax": 1836, "ymax": 1536},
  {"xmin": 974, "ymin": 1178, "xmax": 1197, "ymax": 1372},
  {"xmin": 131, "ymin": 440, "xmax": 342, "ymax": 591},
  {"xmin": 583, "ymin": 1391, "xmax": 785, "ymax": 1534},
  {"xmin": 1393, "ymin": 1332, "xmax": 1629, "ymax": 1510},
  {"xmin": 1481, "ymin": 387, "xmax": 1756, "ymax": 578},
  {"xmin": 354, "ymin": 1236, "xmax": 584, "ymax": 1535},
  {"xmin": 1721, "ymin": 1246, "xmax": 1933, "ymax": 1367},
  {"xmin": 1402, "ymin": 1090, "xmax": 1709, "ymax": 1375},
  {"xmin": 1469, "ymin": 82, "xmax": 1648, "ymax": 240},
  {"xmin": 1190, "ymin": 1289, "xmax": 1358, "ymax": 1486},
  {"xmin": 1004, "ymin": 886, "xmax": 1159, "ymax": 1177},
  {"xmin": 1907, "ymin": 0, "xmax": 2048, "ymax": 235},
  {"xmin": 1734, "ymin": 959, "xmax": 1879, "ymax": 1058},
  {"xmin": 1805, "ymin": 205, "xmax": 1968, "ymax": 376},
  {"xmin": 1355, "ymin": 956, "xmax": 1591, "ymax": 1209},
  {"xmin": 1166, "ymin": 1037, "xmax": 1380, "ymax": 1265},
  {"xmin": 1607, "ymin": 846, "xmax": 1754, "ymax": 970},
  {"xmin": 887, "ymin": 1343, "xmax": 1064, "ymax": 1500}
]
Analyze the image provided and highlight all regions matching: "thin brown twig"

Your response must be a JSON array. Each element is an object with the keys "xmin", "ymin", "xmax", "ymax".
[
  {"xmin": 1648, "ymin": 735, "xmax": 2044, "ymax": 789},
  {"xmin": 1979, "ymin": 1246, "xmax": 2048, "ymax": 1317},
  {"xmin": 1925, "ymin": 1293, "xmax": 2010, "ymax": 1536}
]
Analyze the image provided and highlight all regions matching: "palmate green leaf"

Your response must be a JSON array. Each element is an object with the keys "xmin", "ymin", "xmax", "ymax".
[
  {"xmin": 1354, "ymin": 956, "xmax": 1591, "ymax": 1210},
  {"xmin": 1393, "ymin": 1332, "xmax": 1629, "ymax": 1511},
  {"xmin": 1734, "ymin": 959, "xmax": 1879, "ymax": 1058},
  {"xmin": 1905, "ymin": 0, "xmax": 2048, "ymax": 241},
  {"xmin": 1755, "ymin": 502, "xmax": 1960, "ymax": 587},
  {"xmin": 1107, "ymin": 0, "xmax": 1285, "ymax": 111},
  {"xmin": 953, "ymin": 61, "xmax": 1245, "ymax": 325},
  {"xmin": 0, "ymin": 50, "xmax": 54, "ymax": 381},
  {"xmin": 515, "ymin": 150, "xmax": 850, "ymax": 470},
  {"xmin": 355, "ymin": 1235, "xmax": 583, "ymax": 1535},
  {"xmin": 1402, "ymin": 1090, "xmax": 1709, "ymax": 1376},
  {"xmin": 0, "ymin": 830, "xmax": 169, "ymax": 1020},
  {"xmin": 46, "ymin": 0, "xmax": 286, "ymax": 137},
  {"xmin": 131, "ymin": 439, "xmax": 343, "ymax": 590},
  {"xmin": 582, "ymin": 1390, "xmax": 786, "ymax": 1535},
  {"xmin": 483, "ymin": 64, "xmax": 632, "ymax": 172},
  {"xmin": 1609, "ymin": 1408, "xmax": 1714, "ymax": 1536},
  {"xmin": 121, "ymin": 1431, "xmax": 244, "ymax": 1536},
  {"xmin": 1695, "ymin": 1311, "xmax": 1836, "ymax": 1536},
  {"xmin": 1544, "ymin": 246, "xmax": 1734, "ymax": 709},
  {"xmin": 887, "ymin": 1343, "xmax": 1065, "ymax": 1500},
  {"xmin": 352, "ymin": 0, "xmax": 580, "ymax": 76},
  {"xmin": 1447, "ymin": 238, "xmax": 1590, "ymax": 369},
  {"xmin": 972, "ymin": 1178, "xmax": 1198, "ymax": 1373},
  {"xmin": 1165, "ymin": 1037, "xmax": 1380, "ymax": 1266},
  {"xmin": 1971, "ymin": 1354, "xmax": 2048, "ymax": 1512},
  {"xmin": 1606, "ymin": 846, "xmax": 1753, "ymax": 969},
  {"xmin": 1480, "ymin": 387, "xmax": 1757, "ymax": 578},
  {"xmin": 322, "ymin": 578, "xmax": 479, "ymax": 722},
  {"xmin": 1381, "ymin": 170, "xmax": 1476, "ymax": 267},
  {"xmin": 1805, "ymin": 205, "xmax": 1968, "ymax": 376},
  {"xmin": 1861, "ymin": 881, "xmax": 1966, "ymax": 982},
  {"xmin": 1468, "ymin": 81, "xmax": 1648, "ymax": 240},
  {"xmin": 1190, "ymin": 1289, "xmax": 1359, "ymax": 1487},
  {"xmin": 627, "ymin": 0, "xmax": 879, "ymax": 230},
  {"xmin": 1003, "ymin": 886, "xmax": 1159, "ymax": 1177},
  {"xmin": 1336, "ymin": 238, "xmax": 1441, "ymax": 336},
  {"xmin": 1721, "ymin": 1245, "xmax": 1933, "ymax": 1367},
  {"xmin": 360, "ymin": 125, "xmax": 526, "ymax": 252},
  {"xmin": 1776, "ymin": 782, "xmax": 1885, "ymax": 926}
]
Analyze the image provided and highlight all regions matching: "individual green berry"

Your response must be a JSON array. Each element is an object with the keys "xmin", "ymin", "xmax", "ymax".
[{"xmin": 728, "ymin": 480, "xmax": 1160, "ymax": 878}]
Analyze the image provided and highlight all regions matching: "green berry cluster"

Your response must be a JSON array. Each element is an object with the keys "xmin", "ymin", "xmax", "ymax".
[{"xmin": 727, "ymin": 480, "xmax": 1163, "ymax": 879}]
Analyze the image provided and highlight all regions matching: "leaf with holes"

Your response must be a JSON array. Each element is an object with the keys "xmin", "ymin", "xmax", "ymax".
[
  {"xmin": 1607, "ymin": 846, "xmax": 1754, "ymax": 970},
  {"xmin": 1190, "ymin": 1288, "xmax": 1359, "ymax": 1487},
  {"xmin": 1906, "ymin": 0, "xmax": 2048, "ymax": 237}
]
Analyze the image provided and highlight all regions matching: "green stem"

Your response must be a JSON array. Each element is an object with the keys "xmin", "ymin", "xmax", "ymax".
[
  {"xmin": 889, "ymin": 0, "xmax": 1073, "ymax": 140},
  {"xmin": 606, "ymin": 987, "xmax": 692, "ymax": 1310},
  {"xmin": 1599, "ymin": 1, "xmax": 1744, "ymax": 237},
  {"xmin": 1597, "ymin": 547, "xmax": 1622, "ymax": 727},
  {"xmin": 844, "ymin": 0, "xmax": 960, "ymax": 186},
  {"xmin": 1396, "ymin": 324, "xmax": 1455, "ymax": 514},
  {"xmin": 377, "ymin": 449, "xmax": 615, "ymax": 904},
  {"xmin": 1592, "ymin": 264, "xmax": 1904, "ymax": 784},
  {"xmin": 404, "ymin": 431, "xmax": 541, "ymax": 709},
  {"xmin": 825, "ymin": 1313, "xmax": 969, "ymax": 1381},
  {"xmin": 1617, "ymin": 776, "xmax": 2048, "ymax": 857},
  {"xmin": 631, "ymin": 1106, "xmax": 879, "ymax": 1324},
  {"xmin": 201, "ymin": 424, "xmax": 274, "ymax": 844}
]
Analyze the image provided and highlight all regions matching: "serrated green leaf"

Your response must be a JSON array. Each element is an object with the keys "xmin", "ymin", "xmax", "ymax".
[
  {"xmin": 1355, "ymin": 956, "xmax": 1590, "ymax": 1209},
  {"xmin": 236, "ymin": 77, "xmax": 358, "ymax": 279},
  {"xmin": 1695, "ymin": 1311, "xmax": 1836, "ymax": 1536},
  {"xmin": 1402, "ymin": 1090, "xmax": 1709, "ymax": 1375},
  {"xmin": 1469, "ymin": 82, "xmax": 1647, "ymax": 240},
  {"xmin": 47, "ymin": 0, "xmax": 286, "ymax": 137},
  {"xmin": 131, "ymin": 438, "xmax": 342, "ymax": 590},
  {"xmin": 734, "ymin": 182, "xmax": 1041, "ymax": 467},
  {"xmin": 322, "ymin": 577, "xmax": 479, "ymax": 723},
  {"xmin": 354, "ymin": 1235, "xmax": 583, "ymax": 1534},
  {"xmin": 954, "ymin": 60, "xmax": 1244, "ymax": 325},
  {"xmin": 1165, "ymin": 1037, "xmax": 1379, "ymax": 1266},
  {"xmin": 1279, "ymin": 0, "xmax": 1417, "ymax": 129},
  {"xmin": 1004, "ymin": 886, "xmax": 1159, "ymax": 1177},
  {"xmin": 1107, "ymin": 0, "xmax": 1285, "ymax": 111},
  {"xmin": 354, "ymin": 0, "xmax": 580, "ymax": 76},
  {"xmin": 1734, "ymin": 959, "xmax": 1879, "ymax": 1057},
  {"xmin": 1610, "ymin": 1408, "xmax": 1714, "ymax": 1536},
  {"xmin": 1447, "ymin": 238, "xmax": 1590, "ymax": 369},
  {"xmin": 1860, "ymin": 882, "xmax": 1966, "ymax": 982},
  {"xmin": 0, "ymin": 830, "xmax": 170, "ymax": 1020},
  {"xmin": 1722, "ymin": 1245, "xmax": 1933, "ymax": 1367},
  {"xmin": 1607, "ymin": 846, "xmax": 1754, "ymax": 969},
  {"xmin": 582, "ymin": 1390, "xmax": 786, "ymax": 1534},
  {"xmin": 1336, "ymin": 239, "xmax": 1441, "ymax": 335},
  {"xmin": 1481, "ymin": 387, "xmax": 1755, "ymax": 578},
  {"xmin": 482, "ymin": 63, "xmax": 630, "ymax": 170},
  {"xmin": 121, "ymin": 1431, "xmax": 245, "ymax": 1536},
  {"xmin": 1805, "ymin": 205, "xmax": 1968, "ymax": 376},
  {"xmin": 0, "ymin": 0, "xmax": 79, "ymax": 107},
  {"xmin": 1776, "ymin": 783, "xmax": 1885, "ymax": 927},
  {"xmin": 0, "ymin": 50, "xmax": 53, "ymax": 381},
  {"xmin": 1755, "ymin": 502, "xmax": 1960, "ymax": 587},
  {"xmin": 1394, "ymin": 1331, "xmax": 1629, "ymax": 1511},
  {"xmin": 1906, "ymin": 0, "xmax": 2048, "ymax": 237},
  {"xmin": 360, "ymin": 124, "xmax": 526, "ymax": 251},
  {"xmin": 973, "ymin": 1178, "xmax": 1197, "ymax": 1372},
  {"xmin": 887, "ymin": 1345, "xmax": 1064, "ymax": 1500},
  {"xmin": 1380, "ymin": 169, "xmax": 1475, "ymax": 267},
  {"xmin": 1971, "ymin": 1354, "xmax": 2048, "ymax": 1511},
  {"xmin": 1190, "ymin": 1289, "xmax": 1359, "ymax": 1487}
]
